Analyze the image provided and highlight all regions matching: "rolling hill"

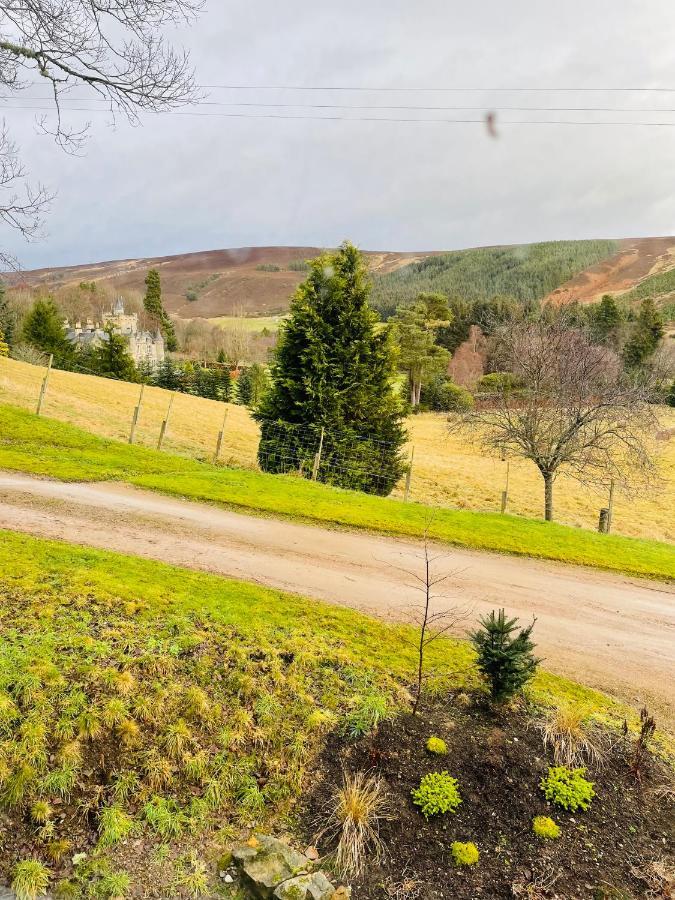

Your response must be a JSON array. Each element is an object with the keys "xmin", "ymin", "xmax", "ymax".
[{"xmin": 6, "ymin": 236, "xmax": 675, "ymax": 321}]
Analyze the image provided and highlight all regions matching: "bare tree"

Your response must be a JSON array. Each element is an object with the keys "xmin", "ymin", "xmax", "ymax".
[
  {"xmin": 451, "ymin": 316, "xmax": 661, "ymax": 521},
  {"xmin": 390, "ymin": 532, "xmax": 471, "ymax": 714},
  {"xmin": 0, "ymin": 0, "xmax": 202, "ymax": 261}
]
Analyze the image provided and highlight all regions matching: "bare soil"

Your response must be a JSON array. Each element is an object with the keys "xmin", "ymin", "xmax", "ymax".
[
  {"xmin": 0, "ymin": 474, "xmax": 673, "ymax": 726},
  {"xmin": 304, "ymin": 698, "xmax": 675, "ymax": 899}
]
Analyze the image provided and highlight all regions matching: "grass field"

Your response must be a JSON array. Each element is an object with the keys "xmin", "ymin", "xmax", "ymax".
[
  {"xmin": 1, "ymin": 529, "xmax": 650, "ymax": 894},
  {"xmin": 2, "ymin": 356, "xmax": 674, "ymax": 542},
  {"xmin": 209, "ymin": 315, "xmax": 285, "ymax": 332},
  {"xmin": 1, "ymin": 403, "xmax": 673, "ymax": 580}
]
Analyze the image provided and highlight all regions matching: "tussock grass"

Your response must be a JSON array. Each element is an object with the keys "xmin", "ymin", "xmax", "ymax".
[
  {"xmin": 0, "ymin": 401, "xmax": 673, "ymax": 580},
  {"xmin": 537, "ymin": 706, "xmax": 605, "ymax": 768}
]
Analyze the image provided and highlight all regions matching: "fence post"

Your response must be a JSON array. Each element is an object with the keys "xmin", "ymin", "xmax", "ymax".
[
  {"xmin": 607, "ymin": 479, "xmax": 615, "ymax": 533},
  {"xmin": 128, "ymin": 383, "xmax": 145, "ymax": 444},
  {"xmin": 404, "ymin": 446, "xmax": 415, "ymax": 502},
  {"xmin": 311, "ymin": 427, "xmax": 325, "ymax": 481},
  {"xmin": 500, "ymin": 460, "xmax": 511, "ymax": 514},
  {"xmin": 35, "ymin": 354, "xmax": 53, "ymax": 416},
  {"xmin": 598, "ymin": 508, "xmax": 609, "ymax": 534},
  {"xmin": 213, "ymin": 407, "xmax": 228, "ymax": 464},
  {"xmin": 157, "ymin": 393, "xmax": 175, "ymax": 451}
]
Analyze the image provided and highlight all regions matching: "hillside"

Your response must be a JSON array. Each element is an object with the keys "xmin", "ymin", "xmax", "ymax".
[{"xmin": 5, "ymin": 246, "xmax": 433, "ymax": 319}]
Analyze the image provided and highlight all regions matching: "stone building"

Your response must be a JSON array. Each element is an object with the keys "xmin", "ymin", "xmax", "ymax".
[{"xmin": 65, "ymin": 298, "xmax": 165, "ymax": 368}]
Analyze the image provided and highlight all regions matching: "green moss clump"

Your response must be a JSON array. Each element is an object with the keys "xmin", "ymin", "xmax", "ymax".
[
  {"xmin": 426, "ymin": 736, "xmax": 447, "ymax": 755},
  {"xmin": 540, "ymin": 766, "xmax": 595, "ymax": 811},
  {"xmin": 532, "ymin": 815, "xmax": 561, "ymax": 839},
  {"xmin": 451, "ymin": 841, "xmax": 480, "ymax": 866},
  {"xmin": 12, "ymin": 859, "xmax": 51, "ymax": 900},
  {"xmin": 411, "ymin": 771, "xmax": 462, "ymax": 819}
]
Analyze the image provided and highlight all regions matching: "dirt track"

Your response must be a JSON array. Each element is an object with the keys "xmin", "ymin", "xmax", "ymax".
[{"xmin": 0, "ymin": 473, "xmax": 673, "ymax": 724}]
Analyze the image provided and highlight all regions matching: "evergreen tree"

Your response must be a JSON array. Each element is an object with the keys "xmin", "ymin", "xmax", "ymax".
[
  {"xmin": 0, "ymin": 326, "xmax": 8, "ymax": 357},
  {"xmin": 470, "ymin": 609, "xmax": 540, "ymax": 703},
  {"xmin": 153, "ymin": 358, "xmax": 183, "ymax": 392},
  {"xmin": 591, "ymin": 294, "xmax": 623, "ymax": 345},
  {"xmin": 623, "ymin": 298, "xmax": 664, "ymax": 369},
  {"xmin": 391, "ymin": 294, "xmax": 452, "ymax": 407},
  {"xmin": 90, "ymin": 328, "xmax": 138, "ymax": 381},
  {"xmin": 255, "ymin": 242, "xmax": 406, "ymax": 495},
  {"xmin": 22, "ymin": 298, "xmax": 74, "ymax": 366},
  {"xmin": 144, "ymin": 269, "xmax": 177, "ymax": 351},
  {"xmin": 237, "ymin": 363, "xmax": 270, "ymax": 409}
]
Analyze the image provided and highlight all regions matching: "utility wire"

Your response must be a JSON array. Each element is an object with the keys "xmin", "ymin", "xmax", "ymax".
[{"xmin": 198, "ymin": 83, "xmax": 675, "ymax": 93}]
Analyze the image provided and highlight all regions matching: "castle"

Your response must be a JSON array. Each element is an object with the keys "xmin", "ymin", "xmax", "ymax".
[{"xmin": 65, "ymin": 298, "xmax": 165, "ymax": 368}]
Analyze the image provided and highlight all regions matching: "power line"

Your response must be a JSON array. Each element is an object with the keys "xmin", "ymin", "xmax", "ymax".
[
  {"xmin": 199, "ymin": 83, "xmax": 675, "ymax": 93},
  {"xmin": 2, "ymin": 103, "xmax": 675, "ymax": 126}
]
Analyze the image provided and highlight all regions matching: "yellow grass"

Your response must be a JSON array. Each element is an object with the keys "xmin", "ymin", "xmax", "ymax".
[
  {"xmin": 209, "ymin": 315, "xmax": 285, "ymax": 332},
  {"xmin": 1, "ymin": 356, "xmax": 674, "ymax": 542}
]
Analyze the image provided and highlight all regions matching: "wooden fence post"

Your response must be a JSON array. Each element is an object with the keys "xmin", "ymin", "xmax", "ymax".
[
  {"xmin": 35, "ymin": 354, "xmax": 53, "ymax": 416},
  {"xmin": 128, "ymin": 384, "xmax": 145, "ymax": 444},
  {"xmin": 500, "ymin": 460, "xmax": 511, "ymax": 514},
  {"xmin": 157, "ymin": 393, "xmax": 175, "ymax": 450},
  {"xmin": 404, "ymin": 446, "xmax": 415, "ymax": 502},
  {"xmin": 311, "ymin": 427, "xmax": 325, "ymax": 481},
  {"xmin": 598, "ymin": 508, "xmax": 609, "ymax": 534},
  {"xmin": 213, "ymin": 407, "xmax": 228, "ymax": 464}
]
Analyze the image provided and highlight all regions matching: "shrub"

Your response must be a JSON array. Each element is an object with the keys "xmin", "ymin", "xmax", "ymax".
[
  {"xmin": 540, "ymin": 766, "xmax": 595, "ymax": 811},
  {"xmin": 420, "ymin": 375, "xmax": 474, "ymax": 412},
  {"xmin": 98, "ymin": 805, "xmax": 135, "ymax": 847},
  {"xmin": 317, "ymin": 771, "xmax": 390, "ymax": 877},
  {"xmin": 451, "ymin": 841, "xmax": 480, "ymax": 866},
  {"xmin": 411, "ymin": 772, "xmax": 462, "ymax": 819},
  {"xmin": 256, "ymin": 263, "xmax": 281, "ymax": 272},
  {"xmin": 426, "ymin": 736, "xmax": 447, "ymax": 755},
  {"xmin": 538, "ymin": 706, "xmax": 603, "ymax": 767},
  {"xmin": 532, "ymin": 815, "xmax": 561, "ymax": 839},
  {"xmin": 11, "ymin": 859, "xmax": 51, "ymax": 900},
  {"xmin": 477, "ymin": 371, "xmax": 524, "ymax": 394},
  {"xmin": 470, "ymin": 609, "xmax": 540, "ymax": 703}
]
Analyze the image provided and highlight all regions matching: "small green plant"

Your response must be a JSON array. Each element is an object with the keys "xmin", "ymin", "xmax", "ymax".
[
  {"xmin": 411, "ymin": 772, "xmax": 462, "ymax": 819},
  {"xmin": 11, "ymin": 859, "xmax": 51, "ymax": 900},
  {"xmin": 532, "ymin": 815, "xmax": 561, "ymax": 839},
  {"xmin": 470, "ymin": 609, "xmax": 540, "ymax": 702},
  {"xmin": 143, "ymin": 796, "xmax": 185, "ymax": 839},
  {"xmin": 426, "ymin": 736, "xmax": 447, "ymax": 755},
  {"xmin": 540, "ymin": 766, "xmax": 595, "ymax": 811},
  {"xmin": 30, "ymin": 800, "xmax": 52, "ymax": 824},
  {"xmin": 344, "ymin": 692, "xmax": 390, "ymax": 738},
  {"xmin": 98, "ymin": 805, "xmax": 135, "ymax": 846},
  {"xmin": 451, "ymin": 841, "xmax": 479, "ymax": 866},
  {"xmin": 97, "ymin": 871, "xmax": 131, "ymax": 899}
]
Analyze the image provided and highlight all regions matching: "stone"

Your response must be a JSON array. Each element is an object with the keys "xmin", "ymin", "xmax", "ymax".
[
  {"xmin": 304, "ymin": 846, "xmax": 320, "ymax": 861},
  {"xmin": 232, "ymin": 834, "xmax": 310, "ymax": 899},
  {"xmin": 273, "ymin": 872, "xmax": 335, "ymax": 900},
  {"xmin": 331, "ymin": 888, "xmax": 351, "ymax": 900}
]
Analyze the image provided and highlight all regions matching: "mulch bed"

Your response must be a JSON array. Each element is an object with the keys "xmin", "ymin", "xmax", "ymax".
[{"xmin": 303, "ymin": 697, "xmax": 674, "ymax": 899}]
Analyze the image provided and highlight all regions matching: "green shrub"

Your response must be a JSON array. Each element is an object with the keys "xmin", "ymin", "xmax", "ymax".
[
  {"xmin": 256, "ymin": 263, "xmax": 281, "ymax": 272},
  {"xmin": 540, "ymin": 766, "xmax": 595, "ymax": 811},
  {"xmin": 532, "ymin": 815, "xmax": 561, "ymax": 839},
  {"xmin": 411, "ymin": 771, "xmax": 462, "ymax": 819},
  {"xmin": 451, "ymin": 841, "xmax": 480, "ymax": 866},
  {"xmin": 470, "ymin": 608, "xmax": 540, "ymax": 702},
  {"xmin": 425, "ymin": 736, "xmax": 447, "ymax": 755},
  {"xmin": 12, "ymin": 859, "xmax": 51, "ymax": 900},
  {"xmin": 477, "ymin": 371, "xmax": 524, "ymax": 394},
  {"xmin": 98, "ymin": 805, "xmax": 135, "ymax": 847}
]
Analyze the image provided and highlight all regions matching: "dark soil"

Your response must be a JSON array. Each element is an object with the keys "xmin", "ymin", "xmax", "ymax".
[{"xmin": 303, "ymin": 697, "xmax": 674, "ymax": 899}]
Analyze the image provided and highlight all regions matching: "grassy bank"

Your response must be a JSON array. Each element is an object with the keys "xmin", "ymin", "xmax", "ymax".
[
  {"xmin": 3, "ymin": 355, "xmax": 674, "ymax": 542},
  {"xmin": 1, "ymin": 403, "xmax": 673, "ymax": 580},
  {"xmin": 1, "ymin": 529, "xmax": 640, "ymax": 896}
]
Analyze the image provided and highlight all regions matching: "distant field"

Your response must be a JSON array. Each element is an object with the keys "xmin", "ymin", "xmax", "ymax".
[
  {"xmin": 1, "ymin": 356, "xmax": 674, "ymax": 543},
  {"xmin": 210, "ymin": 314, "xmax": 285, "ymax": 332}
]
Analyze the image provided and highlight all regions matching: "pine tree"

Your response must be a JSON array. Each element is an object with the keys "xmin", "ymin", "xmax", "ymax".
[
  {"xmin": 255, "ymin": 242, "xmax": 406, "ymax": 495},
  {"xmin": 22, "ymin": 298, "xmax": 74, "ymax": 366},
  {"xmin": 623, "ymin": 298, "xmax": 664, "ymax": 369},
  {"xmin": 91, "ymin": 328, "xmax": 138, "ymax": 381},
  {"xmin": 591, "ymin": 294, "xmax": 623, "ymax": 346},
  {"xmin": 470, "ymin": 609, "xmax": 540, "ymax": 702},
  {"xmin": 237, "ymin": 363, "xmax": 270, "ymax": 409},
  {"xmin": 0, "ymin": 326, "xmax": 8, "ymax": 357},
  {"xmin": 144, "ymin": 269, "xmax": 177, "ymax": 351}
]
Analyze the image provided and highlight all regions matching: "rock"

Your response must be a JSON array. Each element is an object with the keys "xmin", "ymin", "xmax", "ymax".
[
  {"xmin": 233, "ymin": 834, "xmax": 310, "ymax": 899},
  {"xmin": 304, "ymin": 846, "xmax": 320, "ymax": 861},
  {"xmin": 273, "ymin": 872, "xmax": 335, "ymax": 900},
  {"xmin": 331, "ymin": 889, "xmax": 351, "ymax": 900}
]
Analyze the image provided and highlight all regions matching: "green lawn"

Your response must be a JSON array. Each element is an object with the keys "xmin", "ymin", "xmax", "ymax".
[{"xmin": 1, "ymin": 403, "xmax": 673, "ymax": 581}]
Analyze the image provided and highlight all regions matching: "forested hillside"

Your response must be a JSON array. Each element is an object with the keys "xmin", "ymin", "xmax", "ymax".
[{"xmin": 372, "ymin": 239, "xmax": 619, "ymax": 316}]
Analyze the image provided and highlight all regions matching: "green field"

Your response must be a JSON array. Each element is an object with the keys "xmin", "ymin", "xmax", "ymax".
[
  {"xmin": 1, "ymin": 403, "xmax": 673, "ymax": 580},
  {"xmin": 210, "ymin": 315, "xmax": 285, "ymax": 332}
]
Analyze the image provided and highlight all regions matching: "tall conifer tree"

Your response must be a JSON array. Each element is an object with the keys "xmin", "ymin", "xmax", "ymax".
[
  {"xmin": 255, "ymin": 242, "xmax": 406, "ymax": 495},
  {"xmin": 144, "ymin": 269, "xmax": 177, "ymax": 351}
]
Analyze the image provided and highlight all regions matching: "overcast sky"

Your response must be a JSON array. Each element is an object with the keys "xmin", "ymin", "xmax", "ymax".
[{"xmin": 5, "ymin": 0, "xmax": 675, "ymax": 268}]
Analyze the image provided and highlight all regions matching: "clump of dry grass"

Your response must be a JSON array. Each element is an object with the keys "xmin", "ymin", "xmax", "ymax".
[
  {"xmin": 316, "ymin": 770, "xmax": 391, "ymax": 877},
  {"xmin": 537, "ymin": 706, "xmax": 604, "ymax": 768}
]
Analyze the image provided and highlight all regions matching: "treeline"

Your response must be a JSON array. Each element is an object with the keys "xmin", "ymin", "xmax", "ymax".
[{"xmin": 371, "ymin": 240, "xmax": 619, "ymax": 317}]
